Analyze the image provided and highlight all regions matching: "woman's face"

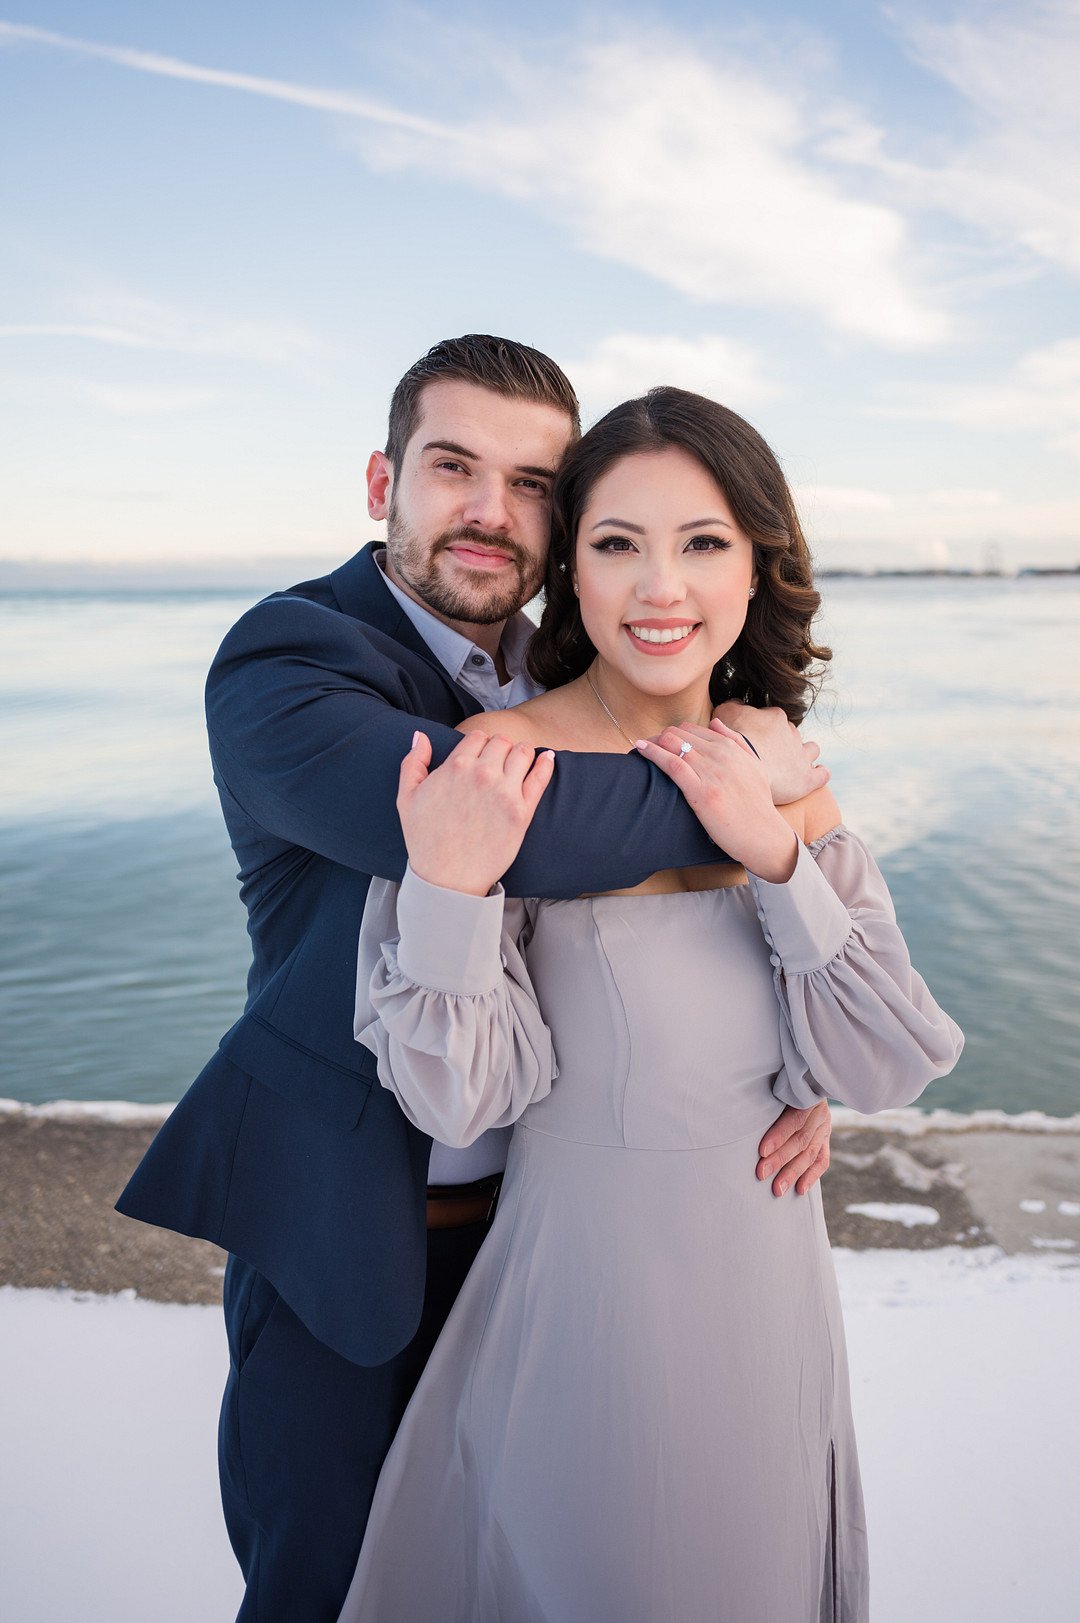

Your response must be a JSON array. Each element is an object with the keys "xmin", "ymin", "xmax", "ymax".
[{"xmin": 573, "ymin": 447, "xmax": 757, "ymax": 700}]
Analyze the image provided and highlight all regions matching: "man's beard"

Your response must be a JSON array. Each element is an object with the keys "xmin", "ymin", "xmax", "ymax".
[{"xmin": 385, "ymin": 508, "xmax": 544, "ymax": 626}]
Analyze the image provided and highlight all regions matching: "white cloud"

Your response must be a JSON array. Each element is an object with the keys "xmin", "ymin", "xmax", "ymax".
[
  {"xmin": 561, "ymin": 333, "xmax": 782, "ymax": 422},
  {"xmin": 877, "ymin": 338, "xmax": 1080, "ymax": 458},
  {"xmin": 3, "ymin": 16, "xmax": 948, "ymax": 348},
  {"xmin": 832, "ymin": 4, "xmax": 1080, "ymax": 275},
  {"xmin": 80, "ymin": 383, "xmax": 218, "ymax": 416},
  {"xmin": 927, "ymin": 487, "xmax": 1004, "ymax": 509},
  {"xmin": 0, "ymin": 293, "xmax": 323, "ymax": 367},
  {"xmin": 356, "ymin": 32, "xmax": 948, "ymax": 348},
  {"xmin": 797, "ymin": 485, "xmax": 896, "ymax": 514}
]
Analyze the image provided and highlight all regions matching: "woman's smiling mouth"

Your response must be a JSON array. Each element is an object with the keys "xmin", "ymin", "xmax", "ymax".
[{"xmin": 624, "ymin": 620, "xmax": 701, "ymax": 653}]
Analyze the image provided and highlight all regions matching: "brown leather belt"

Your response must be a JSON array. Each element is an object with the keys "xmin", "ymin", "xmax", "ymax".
[{"xmin": 426, "ymin": 1174, "xmax": 502, "ymax": 1230}]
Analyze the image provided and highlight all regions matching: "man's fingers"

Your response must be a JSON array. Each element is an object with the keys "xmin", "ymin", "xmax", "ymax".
[
  {"xmin": 397, "ymin": 730, "xmax": 431, "ymax": 802},
  {"xmin": 771, "ymin": 1145, "xmax": 819, "ymax": 1198},
  {"xmin": 758, "ymin": 1102, "xmax": 819, "ymax": 1161},
  {"xmin": 708, "ymin": 717, "xmax": 755, "ymax": 753},
  {"xmin": 521, "ymin": 749, "xmax": 556, "ymax": 812},
  {"xmin": 794, "ymin": 1143, "xmax": 830, "ymax": 1197}
]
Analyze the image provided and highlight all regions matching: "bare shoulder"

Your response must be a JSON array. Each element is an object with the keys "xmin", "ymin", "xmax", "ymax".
[{"xmin": 457, "ymin": 702, "xmax": 547, "ymax": 745}]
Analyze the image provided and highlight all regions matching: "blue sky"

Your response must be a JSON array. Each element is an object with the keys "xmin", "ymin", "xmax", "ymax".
[{"xmin": 2, "ymin": 0, "xmax": 1079, "ymax": 572}]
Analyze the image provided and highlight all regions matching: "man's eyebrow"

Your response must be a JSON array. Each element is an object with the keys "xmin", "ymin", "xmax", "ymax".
[
  {"xmin": 422, "ymin": 439, "xmax": 478, "ymax": 460},
  {"xmin": 422, "ymin": 442, "xmax": 555, "ymax": 481}
]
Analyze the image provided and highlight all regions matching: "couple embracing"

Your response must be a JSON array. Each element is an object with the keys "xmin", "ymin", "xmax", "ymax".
[{"xmin": 119, "ymin": 335, "xmax": 962, "ymax": 1622}]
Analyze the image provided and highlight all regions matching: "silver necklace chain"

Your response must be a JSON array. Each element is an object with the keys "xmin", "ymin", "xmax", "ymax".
[
  {"xmin": 585, "ymin": 663, "xmax": 713, "ymax": 750},
  {"xmin": 586, "ymin": 665, "xmax": 637, "ymax": 750}
]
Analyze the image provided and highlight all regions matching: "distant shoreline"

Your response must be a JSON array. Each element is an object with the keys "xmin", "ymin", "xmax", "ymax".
[{"xmin": 1, "ymin": 561, "xmax": 1078, "ymax": 593}]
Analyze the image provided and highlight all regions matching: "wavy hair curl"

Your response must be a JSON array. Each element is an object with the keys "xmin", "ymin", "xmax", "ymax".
[{"xmin": 525, "ymin": 387, "xmax": 829, "ymax": 723}]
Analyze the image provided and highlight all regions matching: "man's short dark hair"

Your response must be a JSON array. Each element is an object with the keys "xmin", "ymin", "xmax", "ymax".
[{"xmin": 385, "ymin": 334, "xmax": 581, "ymax": 467}]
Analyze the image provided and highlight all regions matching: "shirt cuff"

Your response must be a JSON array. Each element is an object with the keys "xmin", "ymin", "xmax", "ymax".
[
  {"xmin": 396, "ymin": 865, "xmax": 506, "ymax": 995},
  {"xmin": 746, "ymin": 841, "xmax": 853, "ymax": 973}
]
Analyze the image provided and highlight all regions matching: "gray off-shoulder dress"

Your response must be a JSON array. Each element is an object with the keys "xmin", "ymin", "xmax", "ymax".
[{"xmin": 340, "ymin": 827, "xmax": 963, "ymax": 1623}]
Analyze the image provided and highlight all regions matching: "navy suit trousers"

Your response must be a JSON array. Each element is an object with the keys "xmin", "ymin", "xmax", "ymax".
[{"xmin": 219, "ymin": 1223, "xmax": 490, "ymax": 1623}]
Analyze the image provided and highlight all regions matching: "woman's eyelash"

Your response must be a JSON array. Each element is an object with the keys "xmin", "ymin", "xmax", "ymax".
[
  {"xmin": 686, "ymin": 535, "xmax": 733, "ymax": 552},
  {"xmin": 588, "ymin": 535, "xmax": 733, "ymax": 553}
]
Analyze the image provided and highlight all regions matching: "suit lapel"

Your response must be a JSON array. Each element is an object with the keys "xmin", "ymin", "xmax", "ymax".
[{"xmin": 329, "ymin": 544, "xmax": 484, "ymax": 716}]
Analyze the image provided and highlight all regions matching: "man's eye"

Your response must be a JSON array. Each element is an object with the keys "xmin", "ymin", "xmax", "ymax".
[
  {"xmin": 590, "ymin": 536, "xmax": 636, "ymax": 553},
  {"xmin": 685, "ymin": 535, "xmax": 732, "ymax": 552},
  {"xmin": 515, "ymin": 479, "xmax": 550, "ymax": 496},
  {"xmin": 434, "ymin": 459, "xmax": 467, "ymax": 474}
]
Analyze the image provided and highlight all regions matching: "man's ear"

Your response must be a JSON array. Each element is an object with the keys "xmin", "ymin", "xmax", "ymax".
[{"xmin": 366, "ymin": 451, "xmax": 393, "ymax": 521}]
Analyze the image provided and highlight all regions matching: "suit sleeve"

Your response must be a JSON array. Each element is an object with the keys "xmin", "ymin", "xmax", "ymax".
[{"xmin": 206, "ymin": 594, "xmax": 723, "ymax": 895}]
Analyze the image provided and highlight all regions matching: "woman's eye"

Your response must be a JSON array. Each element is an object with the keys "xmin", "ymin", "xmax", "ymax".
[
  {"xmin": 590, "ymin": 536, "xmax": 636, "ymax": 553},
  {"xmin": 685, "ymin": 534, "xmax": 732, "ymax": 552}
]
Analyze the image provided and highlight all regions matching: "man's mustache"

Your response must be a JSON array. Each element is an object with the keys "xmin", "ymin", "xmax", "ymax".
[{"xmin": 435, "ymin": 527, "xmax": 529, "ymax": 567}]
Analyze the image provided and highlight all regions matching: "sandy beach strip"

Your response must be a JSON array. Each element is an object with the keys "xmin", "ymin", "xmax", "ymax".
[{"xmin": 2, "ymin": 1100, "xmax": 1078, "ymax": 1299}]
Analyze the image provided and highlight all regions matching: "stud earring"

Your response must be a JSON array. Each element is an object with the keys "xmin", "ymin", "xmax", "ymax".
[{"xmin": 748, "ymin": 586, "xmax": 757, "ymax": 599}]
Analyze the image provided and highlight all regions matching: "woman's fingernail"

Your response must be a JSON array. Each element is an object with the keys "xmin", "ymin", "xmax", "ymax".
[
  {"xmin": 411, "ymin": 731, "xmax": 421, "ymax": 749},
  {"xmin": 634, "ymin": 739, "xmax": 648, "ymax": 751}
]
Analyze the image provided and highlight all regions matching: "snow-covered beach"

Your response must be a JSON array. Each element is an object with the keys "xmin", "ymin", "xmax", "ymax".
[
  {"xmin": 2, "ymin": 1103, "xmax": 1079, "ymax": 1620},
  {"xmin": 3, "ymin": 1247, "xmax": 1078, "ymax": 1623}
]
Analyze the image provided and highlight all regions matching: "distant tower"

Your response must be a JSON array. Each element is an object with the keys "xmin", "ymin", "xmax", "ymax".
[{"xmin": 982, "ymin": 542, "xmax": 1003, "ymax": 577}]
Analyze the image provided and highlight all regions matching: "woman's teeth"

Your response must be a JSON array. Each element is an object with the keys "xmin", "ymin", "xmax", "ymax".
[{"xmin": 627, "ymin": 624, "xmax": 696, "ymax": 644}]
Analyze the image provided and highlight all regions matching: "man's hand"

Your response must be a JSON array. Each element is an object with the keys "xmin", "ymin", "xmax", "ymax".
[
  {"xmin": 398, "ymin": 731, "xmax": 555, "ymax": 896},
  {"xmin": 756, "ymin": 1100, "xmax": 832, "ymax": 1196},
  {"xmin": 714, "ymin": 702, "xmax": 827, "ymax": 807}
]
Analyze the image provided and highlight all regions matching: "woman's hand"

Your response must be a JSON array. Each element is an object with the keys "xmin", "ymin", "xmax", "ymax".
[
  {"xmin": 635, "ymin": 718, "xmax": 799, "ymax": 882},
  {"xmin": 713, "ymin": 701, "xmax": 828, "ymax": 807},
  {"xmin": 398, "ymin": 731, "xmax": 556, "ymax": 897}
]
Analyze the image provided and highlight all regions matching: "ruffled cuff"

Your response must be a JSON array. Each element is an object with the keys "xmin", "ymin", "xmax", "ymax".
[
  {"xmin": 396, "ymin": 865, "xmax": 506, "ymax": 995},
  {"xmin": 747, "ymin": 838, "xmax": 853, "ymax": 973}
]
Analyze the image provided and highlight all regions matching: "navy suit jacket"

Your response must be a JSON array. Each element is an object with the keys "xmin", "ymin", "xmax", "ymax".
[{"xmin": 118, "ymin": 544, "xmax": 724, "ymax": 1364}]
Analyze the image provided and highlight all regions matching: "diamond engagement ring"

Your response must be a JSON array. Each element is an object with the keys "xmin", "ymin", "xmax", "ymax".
[{"xmin": 678, "ymin": 740, "xmax": 694, "ymax": 758}]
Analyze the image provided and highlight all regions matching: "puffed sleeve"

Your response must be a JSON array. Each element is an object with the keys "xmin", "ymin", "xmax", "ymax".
[
  {"xmin": 354, "ymin": 867, "xmax": 557, "ymax": 1147},
  {"xmin": 747, "ymin": 825, "xmax": 964, "ymax": 1112}
]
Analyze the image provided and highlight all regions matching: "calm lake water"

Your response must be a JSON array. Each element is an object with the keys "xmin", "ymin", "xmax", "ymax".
[{"xmin": 1, "ymin": 576, "xmax": 1077, "ymax": 1115}]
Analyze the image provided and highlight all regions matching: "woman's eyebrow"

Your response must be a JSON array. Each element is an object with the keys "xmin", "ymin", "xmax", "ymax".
[{"xmin": 590, "ymin": 516, "xmax": 734, "ymax": 532}]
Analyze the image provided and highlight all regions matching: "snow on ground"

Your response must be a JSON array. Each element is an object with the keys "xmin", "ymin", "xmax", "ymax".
[{"xmin": 2, "ymin": 1248, "xmax": 1078, "ymax": 1623}]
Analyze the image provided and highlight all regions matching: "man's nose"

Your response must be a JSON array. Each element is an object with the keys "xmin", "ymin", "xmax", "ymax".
[{"xmin": 461, "ymin": 477, "xmax": 513, "ymax": 534}]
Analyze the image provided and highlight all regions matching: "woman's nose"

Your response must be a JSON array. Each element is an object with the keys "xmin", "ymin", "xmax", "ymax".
[{"xmin": 636, "ymin": 564, "xmax": 687, "ymax": 607}]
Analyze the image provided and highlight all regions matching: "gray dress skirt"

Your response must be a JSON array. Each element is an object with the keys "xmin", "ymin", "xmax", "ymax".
[{"xmin": 340, "ymin": 827, "xmax": 963, "ymax": 1623}]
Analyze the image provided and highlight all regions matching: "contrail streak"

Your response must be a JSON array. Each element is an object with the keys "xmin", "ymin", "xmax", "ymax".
[{"xmin": 0, "ymin": 20, "xmax": 459, "ymax": 140}]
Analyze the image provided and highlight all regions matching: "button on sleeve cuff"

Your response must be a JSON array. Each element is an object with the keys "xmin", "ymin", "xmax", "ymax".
[
  {"xmin": 747, "ymin": 840, "xmax": 853, "ymax": 973},
  {"xmin": 395, "ymin": 865, "xmax": 507, "ymax": 995}
]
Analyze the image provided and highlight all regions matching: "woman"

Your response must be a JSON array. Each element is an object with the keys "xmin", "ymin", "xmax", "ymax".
[{"xmin": 339, "ymin": 389, "xmax": 963, "ymax": 1622}]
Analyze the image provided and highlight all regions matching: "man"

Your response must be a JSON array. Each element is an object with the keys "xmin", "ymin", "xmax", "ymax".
[{"xmin": 118, "ymin": 335, "xmax": 832, "ymax": 1621}]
